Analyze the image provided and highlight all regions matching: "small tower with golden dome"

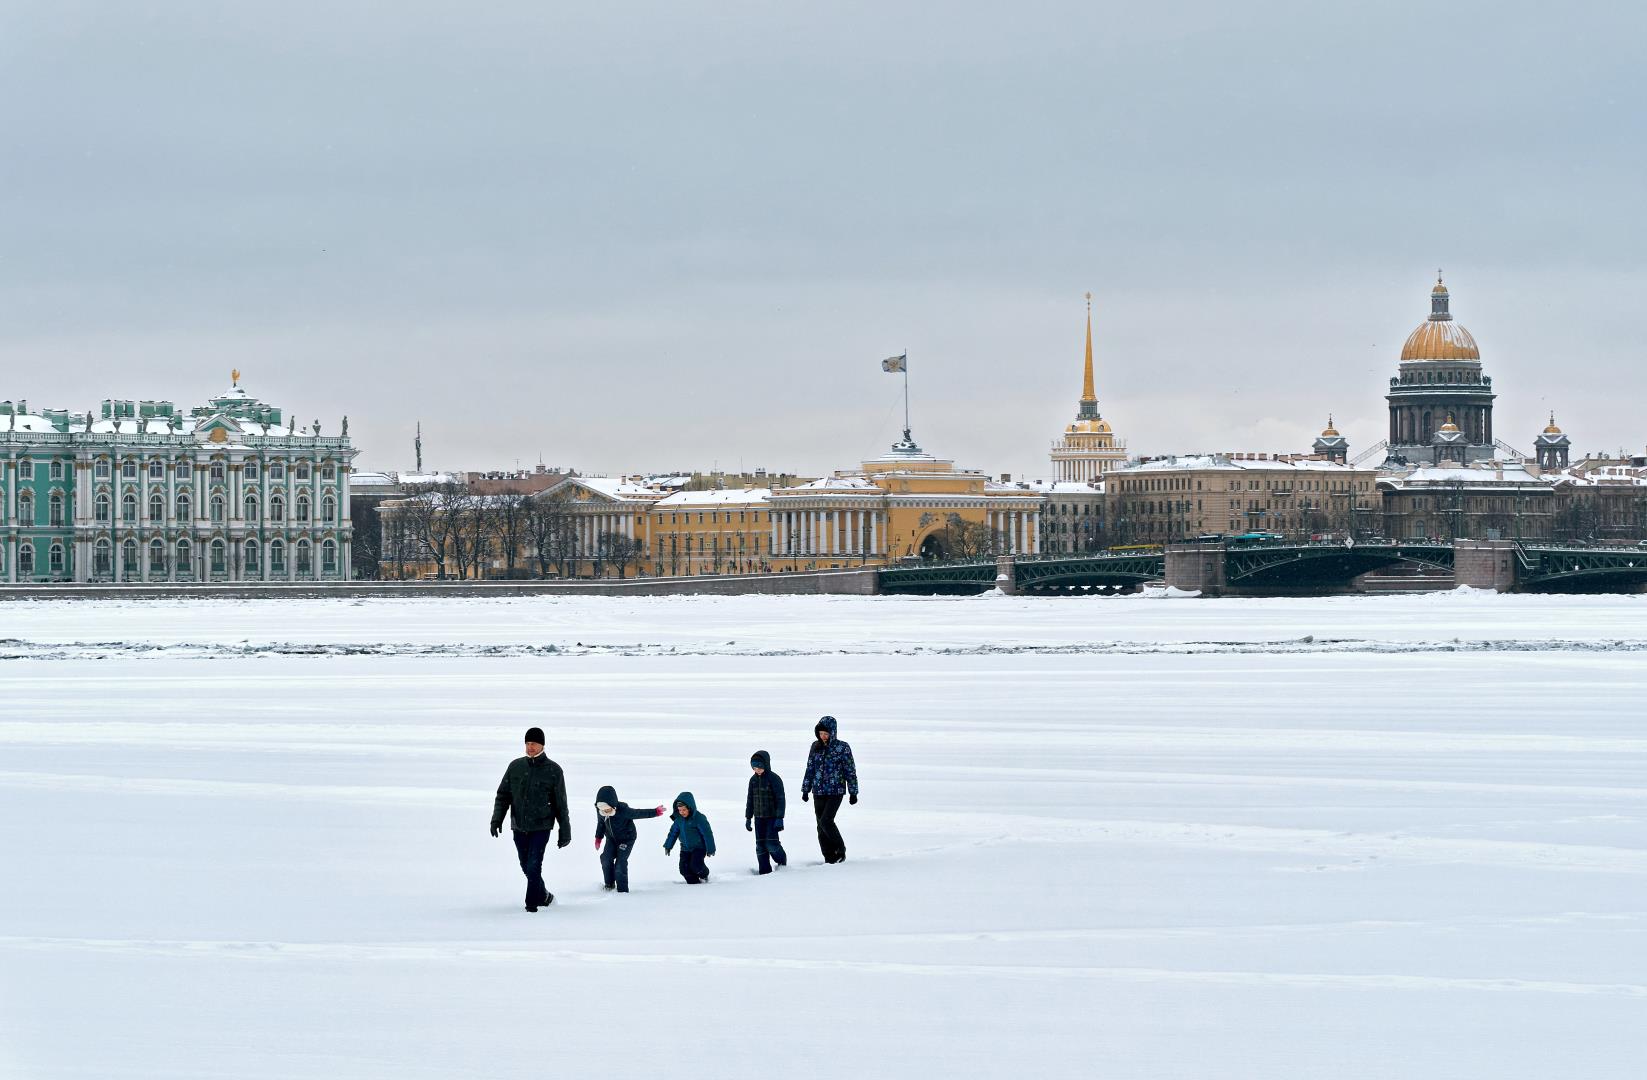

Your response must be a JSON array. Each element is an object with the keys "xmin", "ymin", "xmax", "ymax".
[
  {"xmin": 1534, "ymin": 413, "xmax": 1571, "ymax": 471},
  {"xmin": 1050, "ymin": 293, "xmax": 1128, "ymax": 483},
  {"xmin": 1313, "ymin": 416, "xmax": 1349, "ymax": 463}
]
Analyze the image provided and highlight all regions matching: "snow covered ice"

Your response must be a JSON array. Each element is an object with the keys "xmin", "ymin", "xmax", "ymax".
[{"xmin": 2, "ymin": 592, "xmax": 1645, "ymax": 1078}]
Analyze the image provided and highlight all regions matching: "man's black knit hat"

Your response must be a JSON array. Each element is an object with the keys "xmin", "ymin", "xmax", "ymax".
[{"xmin": 524, "ymin": 727, "xmax": 546, "ymax": 744}]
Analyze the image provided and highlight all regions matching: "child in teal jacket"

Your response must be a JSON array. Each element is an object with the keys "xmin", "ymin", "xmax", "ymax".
[{"xmin": 663, "ymin": 791, "xmax": 716, "ymax": 884}]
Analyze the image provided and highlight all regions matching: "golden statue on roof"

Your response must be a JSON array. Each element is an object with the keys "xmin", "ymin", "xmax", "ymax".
[{"xmin": 231, "ymin": 369, "xmax": 241, "ymax": 387}]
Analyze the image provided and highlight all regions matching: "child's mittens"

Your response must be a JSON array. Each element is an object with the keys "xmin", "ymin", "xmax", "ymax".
[
  {"xmin": 595, "ymin": 837, "xmax": 602, "ymax": 851},
  {"xmin": 654, "ymin": 805, "xmax": 667, "ymax": 816},
  {"xmin": 745, "ymin": 818, "xmax": 753, "ymax": 832}
]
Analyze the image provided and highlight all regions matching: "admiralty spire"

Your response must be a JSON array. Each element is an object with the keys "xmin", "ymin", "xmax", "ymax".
[{"xmin": 1050, "ymin": 293, "xmax": 1128, "ymax": 483}]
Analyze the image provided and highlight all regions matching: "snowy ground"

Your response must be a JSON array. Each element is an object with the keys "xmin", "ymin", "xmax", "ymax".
[{"xmin": 2, "ymin": 592, "xmax": 1644, "ymax": 1079}]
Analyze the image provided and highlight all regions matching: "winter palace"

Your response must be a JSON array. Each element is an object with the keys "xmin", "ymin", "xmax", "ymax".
[{"xmin": 0, "ymin": 375, "xmax": 356, "ymax": 582}]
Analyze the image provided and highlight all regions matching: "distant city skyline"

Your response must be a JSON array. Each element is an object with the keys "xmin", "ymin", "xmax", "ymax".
[{"xmin": 2, "ymin": 3, "xmax": 1641, "ymax": 477}]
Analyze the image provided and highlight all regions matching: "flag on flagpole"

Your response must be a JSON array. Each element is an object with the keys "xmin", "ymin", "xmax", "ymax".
[{"xmin": 881, "ymin": 352, "xmax": 907, "ymax": 373}]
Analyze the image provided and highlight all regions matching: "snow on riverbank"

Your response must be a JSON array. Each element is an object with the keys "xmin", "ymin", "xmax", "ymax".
[{"xmin": 1, "ymin": 594, "xmax": 1644, "ymax": 1078}]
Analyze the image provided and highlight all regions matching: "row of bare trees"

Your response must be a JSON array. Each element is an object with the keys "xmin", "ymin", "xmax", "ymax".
[{"xmin": 382, "ymin": 483, "xmax": 647, "ymax": 580}]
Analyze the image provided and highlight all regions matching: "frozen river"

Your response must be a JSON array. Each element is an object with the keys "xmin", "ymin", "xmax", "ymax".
[{"xmin": 2, "ymin": 592, "xmax": 1645, "ymax": 1078}]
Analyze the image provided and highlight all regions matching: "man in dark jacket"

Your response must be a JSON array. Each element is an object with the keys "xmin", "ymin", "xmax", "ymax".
[
  {"xmin": 490, "ymin": 727, "xmax": 571, "ymax": 911},
  {"xmin": 800, "ymin": 716, "xmax": 859, "ymax": 864},
  {"xmin": 744, "ymin": 750, "xmax": 788, "ymax": 874},
  {"xmin": 594, "ymin": 784, "xmax": 667, "ymax": 893}
]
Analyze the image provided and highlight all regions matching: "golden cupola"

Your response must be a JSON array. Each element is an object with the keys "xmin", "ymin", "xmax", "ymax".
[{"xmin": 1400, "ymin": 273, "xmax": 1480, "ymax": 361}]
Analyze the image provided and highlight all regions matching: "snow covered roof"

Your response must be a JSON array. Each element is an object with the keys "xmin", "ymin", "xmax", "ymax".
[
  {"xmin": 790, "ymin": 475, "xmax": 879, "ymax": 491},
  {"xmin": 1114, "ymin": 455, "xmax": 1366, "ymax": 475},
  {"xmin": 553, "ymin": 476, "xmax": 666, "ymax": 502},
  {"xmin": 1014, "ymin": 479, "xmax": 1105, "ymax": 495},
  {"xmin": 655, "ymin": 488, "xmax": 772, "ymax": 507},
  {"xmin": 1381, "ymin": 463, "xmax": 1551, "ymax": 488}
]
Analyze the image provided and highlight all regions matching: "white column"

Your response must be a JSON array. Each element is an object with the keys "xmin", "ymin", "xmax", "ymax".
[
  {"xmin": 870, "ymin": 512, "xmax": 879, "ymax": 556},
  {"xmin": 1029, "ymin": 513, "xmax": 1039, "ymax": 554}
]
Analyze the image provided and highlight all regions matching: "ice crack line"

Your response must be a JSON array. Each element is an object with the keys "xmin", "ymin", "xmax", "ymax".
[{"xmin": 4, "ymin": 637, "xmax": 1647, "ymax": 661}]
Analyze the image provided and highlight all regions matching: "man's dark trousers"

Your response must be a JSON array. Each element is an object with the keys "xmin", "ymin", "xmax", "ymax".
[
  {"xmin": 512, "ymin": 828, "xmax": 552, "ymax": 905},
  {"xmin": 754, "ymin": 818, "xmax": 787, "ymax": 874},
  {"xmin": 813, "ymin": 793, "xmax": 845, "ymax": 863},
  {"xmin": 600, "ymin": 841, "xmax": 633, "ymax": 892}
]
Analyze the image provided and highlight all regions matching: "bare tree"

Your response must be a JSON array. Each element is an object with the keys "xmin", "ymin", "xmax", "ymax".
[
  {"xmin": 527, "ymin": 497, "xmax": 579, "ymax": 578},
  {"xmin": 599, "ymin": 531, "xmax": 645, "ymax": 579},
  {"xmin": 396, "ymin": 485, "xmax": 451, "ymax": 579},
  {"xmin": 937, "ymin": 514, "xmax": 1000, "ymax": 559},
  {"xmin": 489, "ymin": 493, "xmax": 532, "ymax": 578}
]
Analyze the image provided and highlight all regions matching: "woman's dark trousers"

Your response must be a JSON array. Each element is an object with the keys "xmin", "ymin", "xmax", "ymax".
[{"xmin": 812, "ymin": 794, "xmax": 846, "ymax": 863}]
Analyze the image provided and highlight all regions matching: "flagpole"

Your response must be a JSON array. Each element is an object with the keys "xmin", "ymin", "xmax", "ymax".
[{"xmin": 902, "ymin": 351, "xmax": 910, "ymax": 438}]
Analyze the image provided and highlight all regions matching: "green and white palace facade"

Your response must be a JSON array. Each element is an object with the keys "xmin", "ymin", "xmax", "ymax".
[{"xmin": 0, "ymin": 379, "xmax": 356, "ymax": 583}]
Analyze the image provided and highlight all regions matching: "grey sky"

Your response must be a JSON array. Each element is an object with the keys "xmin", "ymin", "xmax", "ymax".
[{"xmin": 2, "ymin": 1, "xmax": 1642, "ymax": 477}]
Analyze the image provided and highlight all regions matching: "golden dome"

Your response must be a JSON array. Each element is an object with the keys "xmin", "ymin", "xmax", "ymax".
[
  {"xmin": 1321, "ymin": 415, "xmax": 1340, "ymax": 437},
  {"xmin": 1431, "ymin": 281, "xmax": 1448, "ymax": 296},
  {"xmin": 1543, "ymin": 412, "xmax": 1563, "ymax": 435},
  {"xmin": 1401, "ymin": 319, "xmax": 1479, "ymax": 360},
  {"xmin": 1439, "ymin": 415, "xmax": 1460, "ymax": 433}
]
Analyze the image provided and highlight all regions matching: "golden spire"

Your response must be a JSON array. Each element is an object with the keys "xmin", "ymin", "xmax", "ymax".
[
  {"xmin": 231, "ymin": 369, "xmax": 241, "ymax": 387},
  {"xmin": 1076, "ymin": 292, "xmax": 1099, "ymax": 421}
]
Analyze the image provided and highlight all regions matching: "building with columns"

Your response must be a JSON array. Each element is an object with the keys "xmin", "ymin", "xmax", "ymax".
[
  {"xmin": 1384, "ymin": 275, "xmax": 1498, "ymax": 464},
  {"xmin": 1049, "ymin": 294, "xmax": 1128, "ymax": 483},
  {"xmin": 0, "ymin": 377, "xmax": 356, "ymax": 583}
]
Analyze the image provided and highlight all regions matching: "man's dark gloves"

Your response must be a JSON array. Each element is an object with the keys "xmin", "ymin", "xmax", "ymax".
[
  {"xmin": 849, "ymin": 793, "xmax": 858, "ymax": 805},
  {"xmin": 556, "ymin": 833, "xmax": 570, "ymax": 849},
  {"xmin": 490, "ymin": 822, "xmax": 502, "ymax": 838}
]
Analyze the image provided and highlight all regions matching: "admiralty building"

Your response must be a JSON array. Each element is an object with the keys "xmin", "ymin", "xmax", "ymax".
[{"xmin": 0, "ymin": 376, "xmax": 357, "ymax": 583}]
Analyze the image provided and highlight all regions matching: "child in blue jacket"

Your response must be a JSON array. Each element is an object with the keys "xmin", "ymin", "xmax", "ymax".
[{"xmin": 662, "ymin": 791, "xmax": 716, "ymax": 884}]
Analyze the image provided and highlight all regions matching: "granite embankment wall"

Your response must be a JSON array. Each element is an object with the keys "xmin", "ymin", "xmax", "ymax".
[{"xmin": 0, "ymin": 569, "xmax": 881, "ymax": 601}]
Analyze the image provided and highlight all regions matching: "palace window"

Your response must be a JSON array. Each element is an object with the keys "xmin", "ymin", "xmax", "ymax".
[
  {"xmin": 149, "ymin": 493, "xmax": 165, "ymax": 521},
  {"xmin": 95, "ymin": 460, "xmax": 111, "ymax": 480},
  {"xmin": 149, "ymin": 539, "xmax": 166, "ymax": 573},
  {"xmin": 49, "ymin": 460, "xmax": 64, "ymax": 481},
  {"xmin": 122, "ymin": 538, "xmax": 137, "ymax": 574},
  {"xmin": 210, "ymin": 540, "xmax": 226, "ymax": 574},
  {"xmin": 178, "ymin": 462, "xmax": 192, "ymax": 480},
  {"xmin": 245, "ymin": 540, "xmax": 260, "ymax": 571},
  {"xmin": 96, "ymin": 494, "xmax": 111, "ymax": 522},
  {"xmin": 94, "ymin": 539, "xmax": 112, "ymax": 577},
  {"xmin": 270, "ymin": 540, "xmax": 286, "ymax": 573},
  {"xmin": 296, "ymin": 539, "xmax": 313, "ymax": 576},
  {"xmin": 322, "ymin": 496, "xmax": 336, "ymax": 523},
  {"xmin": 244, "ymin": 494, "xmax": 259, "ymax": 522},
  {"xmin": 18, "ymin": 542, "xmax": 34, "ymax": 577},
  {"xmin": 295, "ymin": 463, "xmax": 311, "ymax": 482},
  {"xmin": 271, "ymin": 497, "xmax": 285, "ymax": 523},
  {"xmin": 48, "ymin": 493, "xmax": 65, "ymax": 526},
  {"xmin": 149, "ymin": 460, "xmax": 165, "ymax": 480},
  {"xmin": 323, "ymin": 539, "xmax": 338, "ymax": 573},
  {"xmin": 322, "ymin": 464, "xmax": 335, "ymax": 482},
  {"xmin": 123, "ymin": 493, "xmax": 139, "ymax": 523},
  {"xmin": 177, "ymin": 540, "xmax": 192, "ymax": 574},
  {"xmin": 17, "ymin": 492, "xmax": 32, "ymax": 524},
  {"xmin": 296, "ymin": 496, "xmax": 310, "ymax": 522},
  {"xmin": 210, "ymin": 463, "xmax": 225, "ymax": 482},
  {"xmin": 269, "ymin": 462, "xmax": 285, "ymax": 481},
  {"xmin": 48, "ymin": 543, "xmax": 64, "ymax": 575},
  {"xmin": 210, "ymin": 495, "xmax": 226, "ymax": 523},
  {"xmin": 122, "ymin": 460, "xmax": 137, "ymax": 480},
  {"xmin": 244, "ymin": 461, "xmax": 259, "ymax": 481},
  {"xmin": 177, "ymin": 494, "xmax": 191, "ymax": 520}
]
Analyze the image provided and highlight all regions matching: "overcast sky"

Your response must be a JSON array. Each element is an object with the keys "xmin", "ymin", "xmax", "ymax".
[{"xmin": 2, "ymin": 2, "xmax": 1642, "ymax": 477}]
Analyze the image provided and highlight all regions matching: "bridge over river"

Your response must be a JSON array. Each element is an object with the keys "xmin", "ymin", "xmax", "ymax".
[{"xmin": 877, "ymin": 539, "xmax": 1647, "ymax": 596}]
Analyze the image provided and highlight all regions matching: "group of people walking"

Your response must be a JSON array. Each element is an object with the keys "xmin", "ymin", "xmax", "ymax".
[{"xmin": 490, "ymin": 717, "xmax": 862, "ymax": 910}]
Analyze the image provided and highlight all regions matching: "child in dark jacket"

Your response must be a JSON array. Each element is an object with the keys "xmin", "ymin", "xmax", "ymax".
[
  {"xmin": 744, "ymin": 750, "xmax": 787, "ymax": 874},
  {"xmin": 594, "ymin": 785, "xmax": 667, "ymax": 893},
  {"xmin": 662, "ymin": 791, "xmax": 716, "ymax": 884}
]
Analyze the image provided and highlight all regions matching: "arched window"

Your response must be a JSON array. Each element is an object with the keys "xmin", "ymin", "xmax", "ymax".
[
  {"xmin": 210, "ymin": 494, "xmax": 226, "ymax": 523},
  {"xmin": 296, "ymin": 496, "xmax": 311, "ymax": 522},
  {"xmin": 244, "ymin": 494, "xmax": 259, "ymax": 522},
  {"xmin": 122, "ymin": 493, "xmax": 138, "ymax": 523},
  {"xmin": 95, "ymin": 494, "xmax": 111, "ymax": 523},
  {"xmin": 177, "ymin": 540, "xmax": 192, "ymax": 575},
  {"xmin": 177, "ymin": 493, "xmax": 191, "ymax": 521},
  {"xmin": 48, "ymin": 492, "xmax": 65, "ymax": 527},
  {"xmin": 94, "ymin": 539, "xmax": 112, "ymax": 577},
  {"xmin": 297, "ymin": 539, "xmax": 313, "ymax": 576},
  {"xmin": 149, "ymin": 493, "xmax": 165, "ymax": 521},
  {"xmin": 19, "ymin": 542, "xmax": 35, "ymax": 577},
  {"xmin": 19, "ymin": 492, "xmax": 33, "ymax": 525},
  {"xmin": 271, "ymin": 497, "xmax": 285, "ymax": 523},
  {"xmin": 149, "ymin": 539, "xmax": 166, "ymax": 572},
  {"xmin": 48, "ymin": 543, "xmax": 64, "ymax": 575},
  {"xmin": 270, "ymin": 540, "xmax": 286, "ymax": 572},
  {"xmin": 122, "ymin": 538, "xmax": 137, "ymax": 575},
  {"xmin": 245, "ymin": 540, "xmax": 260, "ymax": 571},
  {"xmin": 322, "ymin": 538, "xmax": 338, "ymax": 573},
  {"xmin": 210, "ymin": 539, "xmax": 226, "ymax": 573},
  {"xmin": 322, "ymin": 496, "xmax": 336, "ymax": 523}
]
